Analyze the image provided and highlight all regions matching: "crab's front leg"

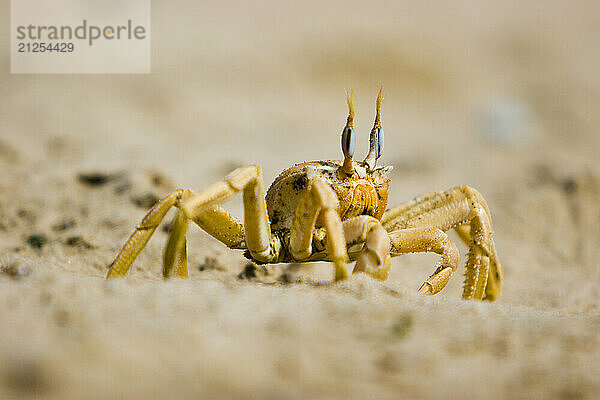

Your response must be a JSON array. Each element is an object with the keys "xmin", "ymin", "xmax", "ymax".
[
  {"xmin": 342, "ymin": 216, "xmax": 392, "ymax": 280},
  {"xmin": 288, "ymin": 178, "xmax": 351, "ymax": 281},
  {"xmin": 388, "ymin": 227, "xmax": 460, "ymax": 295}
]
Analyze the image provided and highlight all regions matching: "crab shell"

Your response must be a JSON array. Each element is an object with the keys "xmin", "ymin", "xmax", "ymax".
[{"xmin": 265, "ymin": 160, "xmax": 392, "ymax": 231}]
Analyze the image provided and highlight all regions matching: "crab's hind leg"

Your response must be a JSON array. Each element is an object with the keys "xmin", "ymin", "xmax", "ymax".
[
  {"xmin": 162, "ymin": 202, "xmax": 248, "ymax": 279},
  {"xmin": 181, "ymin": 165, "xmax": 280, "ymax": 264},
  {"xmin": 189, "ymin": 205, "xmax": 245, "ymax": 250},
  {"xmin": 106, "ymin": 189, "xmax": 192, "ymax": 278},
  {"xmin": 107, "ymin": 165, "xmax": 275, "ymax": 279},
  {"xmin": 288, "ymin": 178, "xmax": 350, "ymax": 281},
  {"xmin": 461, "ymin": 191, "xmax": 501, "ymax": 300},
  {"xmin": 162, "ymin": 210, "xmax": 189, "ymax": 278},
  {"xmin": 454, "ymin": 209, "xmax": 500, "ymax": 300},
  {"xmin": 382, "ymin": 186, "xmax": 502, "ymax": 301}
]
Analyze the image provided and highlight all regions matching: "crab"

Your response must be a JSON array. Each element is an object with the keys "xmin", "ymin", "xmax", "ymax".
[{"xmin": 106, "ymin": 88, "xmax": 502, "ymax": 301}]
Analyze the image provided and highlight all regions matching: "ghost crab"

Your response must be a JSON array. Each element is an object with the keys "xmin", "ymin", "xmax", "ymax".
[{"xmin": 106, "ymin": 88, "xmax": 502, "ymax": 301}]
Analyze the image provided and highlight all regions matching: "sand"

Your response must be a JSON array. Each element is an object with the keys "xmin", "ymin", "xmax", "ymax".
[{"xmin": 1, "ymin": 1, "xmax": 599, "ymax": 399}]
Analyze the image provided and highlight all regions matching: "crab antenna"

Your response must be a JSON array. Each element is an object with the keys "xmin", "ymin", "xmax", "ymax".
[
  {"xmin": 363, "ymin": 86, "xmax": 384, "ymax": 170},
  {"xmin": 341, "ymin": 89, "xmax": 355, "ymax": 174}
]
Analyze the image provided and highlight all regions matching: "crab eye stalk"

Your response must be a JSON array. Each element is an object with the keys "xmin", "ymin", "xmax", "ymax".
[
  {"xmin": 376, "ymin": 127, "xmax": 384, "ymax": 158},
  {"xmin": 342, "ymin": 126, "xmax": 356, "ymax": 158},
  {"xmin": 363, "ymin": 86, "xmax": 384, "ymax": 171},
  {"xmin": 341, "ymin": 89, "xmax": 356, "ymax": 174}
]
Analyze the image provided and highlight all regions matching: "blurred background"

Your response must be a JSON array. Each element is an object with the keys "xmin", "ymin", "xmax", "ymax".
[{"xmin": 0, "ymin": 1, "xmax": 599, "ymax": 399}]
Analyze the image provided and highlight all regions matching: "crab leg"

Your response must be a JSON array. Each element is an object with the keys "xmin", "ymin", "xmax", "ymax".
[
  {"xmin": 342, "ymin": 216, "xmax": 392, "ymax": 280},
  {"xmin": 289, "ymin": 178, "xmax": 350, "ymax": 281},
  {"xmin": 388, "ymin": 227, "xmax": 459, "ymax": 295},
  {"xmin": 106, "ymin": 189, "xmax": 192, "ymax": 278},
  {"xmin": 106, "ymin": 165, "xmax": 276, "ymax": 279},
  {"xmin": 189, "ymin": 205, "xmax": 245, "ymax": 249},
  {"xmin": 181, "ymin": 165, "xmax": 279, "ymax": 264},
  {"xmin": 161, "ymin": 204, "xmax": 248, "ymax": 279},
  {"xmin": 162, "ymin": 210, "xmax": 189, "ymax": 278},
  {"xmin": 381, "ymin": 186, "xmax": 502, "ymax": 301}
]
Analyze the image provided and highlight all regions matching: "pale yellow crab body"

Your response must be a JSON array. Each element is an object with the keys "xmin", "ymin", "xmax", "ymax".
[{"xmin": 265, "ymin": 160, "xmax": 392, "ymax": 231}]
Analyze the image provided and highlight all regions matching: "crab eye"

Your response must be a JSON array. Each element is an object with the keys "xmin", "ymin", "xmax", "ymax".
[
  {"xmin": 375, "ymin": 127, "xmax": 384, "ymax": 158},
  {"xmin": 341, "ymin": 127, "xmax": 356, "ymax": 158}
]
